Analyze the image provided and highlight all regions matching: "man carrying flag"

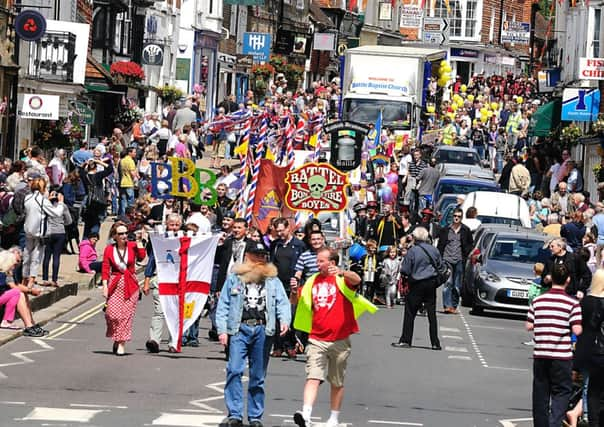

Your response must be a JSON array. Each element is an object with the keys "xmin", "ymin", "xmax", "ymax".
[{"xmin": 216, "ymin": 241, "xmax": 291, "ymax": 427}]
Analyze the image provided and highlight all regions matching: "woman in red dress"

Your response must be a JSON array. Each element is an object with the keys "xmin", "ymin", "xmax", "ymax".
[{"xmin": 102, "ymin": 221, "xmax": 146, "ymax": 356}]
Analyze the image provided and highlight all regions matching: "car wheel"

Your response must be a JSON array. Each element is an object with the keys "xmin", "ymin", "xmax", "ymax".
[{"xmin": 470, "ymin": 304, "xmax": 484, "ymax": 315}]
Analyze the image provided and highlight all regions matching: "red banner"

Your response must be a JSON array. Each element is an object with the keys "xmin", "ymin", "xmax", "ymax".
[{"xmin": 252, "ymin": 160, "xmax": 294, "ymax": 233}]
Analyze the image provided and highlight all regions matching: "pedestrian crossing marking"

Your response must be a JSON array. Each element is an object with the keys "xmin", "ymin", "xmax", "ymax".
[
  {"xmin": 445, "ymin": 346, "xmax": 469, "ymax": 352},
  {"xmin": 21, "ymin": 407, "xmax": 103, "ymax": 422},
  {"xmin": 442, "ymin": 335, "xmax": 463, "ymax": 340},
  {"xmin": 151, "ymin": 413, "xmax": 225, "ymax": 426},
  {"xmin": 448, "ymin": 355, "xmax": 472, "ymax": 360}
]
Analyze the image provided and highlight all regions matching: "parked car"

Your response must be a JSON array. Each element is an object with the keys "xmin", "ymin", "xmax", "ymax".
[
  {"xmin": 437, "ymin": 164, "xmax": 495, "ymax": 181},
  {"xmin": 460, "ymin": 191, "xmax": 531, "ymax": 228},
  {"xmin": 462, "ymin": 228, "xmax": 551, "ymax": 313},
  {"xmin": 433, "ymin": 145, "xmax": 481, "ymax": 166},
  {"xmin": 432, "ymin": 177, "xmax": 498, "ymax": 206}
]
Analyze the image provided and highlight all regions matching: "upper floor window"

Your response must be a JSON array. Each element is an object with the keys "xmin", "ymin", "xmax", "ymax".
[{"xmin": 431, "ymin": 0, "xmax": 480, "ymax": 40}]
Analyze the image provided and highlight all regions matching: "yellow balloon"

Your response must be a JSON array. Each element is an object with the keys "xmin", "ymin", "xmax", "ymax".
[
  {"xmin": 437, "ymin": 77, "xmax": 448, "ymax": 87},
  {"xmin": 491, "ymin": 102, "xmax": 499, "ymax": 111},
  {"xmin": 443, "ymin": 65, "xmax": 452, "ymax": 73},
  {"xmin": 451, "ymin": 103, "xmax": 458, "ymax": 112},
  {"xmin": 487, "ymin": 111, "xmax": 493, "ymax": 118},
  {"xmin": 467, "ymin": 94, "xmax": 475, "ymax": 102},
  {"xmin": 477, "ymin": 95, "xmax": 483, "ymax": 101},
  {"xmin": 447, "ymin": 112, "xmax": 456, "ymax": 120},
  {"xmin": 516, "ymin": 96, "xmax": 524, "ymax": 104},
  {"xmin": 480, "ymin": 116, "xmax": 488, "ymax": 123},
  {"xmin": 480, "ymin": 107, "xmax": 488, "ymax": 115},
  {"xmin": 426, "ymin": 104, "xmax": 436, "ymax": 113},
  {"xmin": 456, "ymin": 98, "xmax": 464, "ymax": 107},
  {"xmin": 440, "ymin": 60, "xmax": 448, "ymax": 68},
  {"xmin": 461, "ymin": 84, "xmax": 467, "ymax": 93}
]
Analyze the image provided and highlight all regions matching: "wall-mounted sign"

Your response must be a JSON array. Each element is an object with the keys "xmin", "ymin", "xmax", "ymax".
[
  {"xmin": 242, "ymin": 32, "xmax": 271, "ymax": 62},
  {"xmin": 561, "ymin": 88, "xmax": 600, "ymax": 122},
  {"xmin": 274, "ymin": 29, "xmax": 311, "ymax": 57},
  {"xmin": 400, "ymin": 5, "xmax": 422, "ymax": 29},
  {"xmin": 579, "ymin": 58, "xmax": 604, "ymax": 80},
  {"xmin": 313, "ymin": 33, "xmax": 336, "ymax": 51},
  {"xmin": 15, "ymin": 10, "xmax": 46, "ymax": 42},
  {"xmin": 73, "ymin": 101, "xmax": 95, "ymax": 125},
  {"xmin": 450, "ymin": 48, "xmax": 479, "ymax": 58},
  {"xmin": 378, "ymin": 3, "xmax": 393, "ymax": 21},
  {"xmin": 18, "ymin": 94, "xmax": 59, "ymax": 120},
  {"xmin": 423, "ymin": 17, "xmax": 449, "ymax": 45},
  {"xmin": 285, "ymin": 162, "xmax": 349, "ymax": 215},
  {"xmin": 501, "ymin": 21, "xmax": 530, "ymax": 45},
  {"xmin": 142, "ymin": 43, "xmax": 164, "ymax": 66}
]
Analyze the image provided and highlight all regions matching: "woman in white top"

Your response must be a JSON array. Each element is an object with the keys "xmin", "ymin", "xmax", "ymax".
[
  {"xmin": 22, "ymin": 176, "xmax": 65, "ymax": 288},
  {"xmin": 47, "ymin": 149, "xmax": 67, "ymax": 188}
]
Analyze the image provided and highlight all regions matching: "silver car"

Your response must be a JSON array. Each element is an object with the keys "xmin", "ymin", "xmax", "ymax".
[{"xmin": 462, "ymin": 229, "xmax": 551, "ymax": 313}]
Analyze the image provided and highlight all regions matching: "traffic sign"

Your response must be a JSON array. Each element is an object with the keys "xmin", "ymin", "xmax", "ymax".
[{"xmin": 423, "ymin": 17, "xmax": 449, "ymax": 45}]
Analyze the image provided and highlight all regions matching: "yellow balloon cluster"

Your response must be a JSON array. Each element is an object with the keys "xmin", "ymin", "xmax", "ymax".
[{"xmin": 437, "ymin": 60, "xmax": 452, "ymax": 88}]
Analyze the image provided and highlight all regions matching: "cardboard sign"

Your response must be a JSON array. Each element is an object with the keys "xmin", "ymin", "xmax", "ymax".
[
  {"xmin": 150, "ymin": 157, "xmax": 217, "ymax": 205},
  {"xmin": 285, "ymin": 162, "xmax": 349, "ymax": 215}
]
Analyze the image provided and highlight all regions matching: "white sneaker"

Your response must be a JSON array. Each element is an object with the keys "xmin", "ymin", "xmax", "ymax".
[{"xmin": 325, "ymin": 420, "xmax": 339, "ymax": 427}]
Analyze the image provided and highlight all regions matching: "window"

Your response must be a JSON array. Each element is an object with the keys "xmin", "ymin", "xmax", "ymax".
[
  {"xmin": 113, "ymin": 11, "xmax": 131, "ymax": 55},
  {"xmin": 594, "ymin": 9, "xmax": 601, "ymax": 57},
  {"xmin": 430, "ymin": 0, "xmax": 480, "ymax": 40}
]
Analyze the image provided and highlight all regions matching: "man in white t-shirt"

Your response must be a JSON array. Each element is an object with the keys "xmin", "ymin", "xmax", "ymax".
[
  {"xmin": 397, "ymin": 145, "xmax": 412, "ymax": 203},
  {"xmin": 186, "ymin": 202, "xmax": 212, "ymax": 233}
]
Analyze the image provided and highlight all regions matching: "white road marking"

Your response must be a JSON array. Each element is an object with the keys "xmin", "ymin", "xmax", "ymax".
[
  {"xmin": 469, "ymin": 325, "xmax": 506, "ymax": 330},
  {"xmin": 489, "ymin": 366, "xmax": 530, "ymax": 372},
  {"xmin": 439, "ymin": 327, "xmax": 460, "ymax": 332},
  {"xmin": 47, "ymin": 302, "xmax": 106, "ymax": 339},
  {"xmin": 0, "ymin": 401, "xmax": 26, "ymax": 405},
  {"xmin": 0, "ymin": 338, "xmax": 55, "ymax": 377},
  {"xmin": 442, "ymin": 335, "xmax": 463, "ymax": 340},
  {"xmin": 368, "ymin": 420, "xmax": 423, "ymax": 426},
  {"xmin": 70, "ymin": 403, "xmax": 128, "ymax": 409},
  {"xmin": 448, "ymin": 355, "xmax": 472, "ymax": 360},
  {"xmin": 21, "ymin": 407, "xmax": 103, "ymax": 422},
  {"xmin": 270, "ymin": 414, "xmax": 322, "ymax": 420},
  {"xmin": 151, "ymin": 413, "xmax": 225, "ymax": 426},
  {"xmin": 445, "ymin": 346, "xmax": 469, "ymax": 353},
  {"xmin": 459, "ymin": 310, "xmax": 488, "ymax": 368},
  {"xmin": 498, "ymin": 417, "xmax": 533, "ymax": 426}
]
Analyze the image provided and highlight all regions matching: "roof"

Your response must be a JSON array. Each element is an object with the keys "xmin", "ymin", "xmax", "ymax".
[
  {"xmin": 309, "ymin": 2, "xmax": 335, "ymax": 28},
  {"xmin": 434, "ymin": 145, "xmax": 477, "ymax": 153},
  {"xmin": 86, "ymin": 55, "xmax": 113, "ymax": 81},
  {"xmin": 346, "ymin": 45, "xmax": 446, "ymax": 60},
  {"xmin": 438, "ymin": 176, "xmax": 498, "ymax": 185}
]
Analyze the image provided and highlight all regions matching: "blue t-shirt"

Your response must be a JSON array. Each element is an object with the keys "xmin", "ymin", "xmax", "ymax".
[
  {"xmin": 0, "ymin": 272, "xmax": 9, "ymax": 295},
  {"xmin": 71, "ymin": 149, "xmax": 93, "ymax": 167}
]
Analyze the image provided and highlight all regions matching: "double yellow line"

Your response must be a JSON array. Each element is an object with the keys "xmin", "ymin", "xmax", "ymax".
[{"xmin": 46, "ymin": 301, "xmax": 106, "ymax": 339}]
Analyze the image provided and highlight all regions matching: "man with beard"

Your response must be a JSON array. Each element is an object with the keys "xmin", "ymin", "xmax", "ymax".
[{"xmin": 216, "ymin": 241, "xmax": 290, "ymax": 427}]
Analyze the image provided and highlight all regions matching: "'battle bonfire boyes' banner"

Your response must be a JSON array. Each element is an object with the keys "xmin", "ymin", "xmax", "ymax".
[
  {"xmin": 285, "ymin": 162, "xmax": 349, "ymax": 215},
  {"xmin": 150, "ymin": 157, "xmax": 218, "ymax": 205}
]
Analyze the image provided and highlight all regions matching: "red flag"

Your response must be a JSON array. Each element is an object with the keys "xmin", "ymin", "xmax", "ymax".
[{"xmin": 252, "ymin": 159, "xmax": 294, "ymax": 233}]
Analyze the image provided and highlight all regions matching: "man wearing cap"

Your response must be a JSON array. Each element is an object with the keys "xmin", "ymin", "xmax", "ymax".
[
  {"xmin": 365, "ymin": 201, "xmax": 380, "ymax": 242},
  {"xmin": 352, "ymin": 203, "xmax": 368, "ymax": 243},
  {"xmin": 216, "ymin": 241, "xmax": 291, "ymax": 427}
]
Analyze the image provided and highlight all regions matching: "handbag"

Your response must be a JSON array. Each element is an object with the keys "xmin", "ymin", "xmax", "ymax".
[
  {"xmin": 86, "ymin": 175, "xmax": 107, "ymax": 208},
  {"xmin": 417, "ymin": 243, "xmax": 450, "ymax": 286}
]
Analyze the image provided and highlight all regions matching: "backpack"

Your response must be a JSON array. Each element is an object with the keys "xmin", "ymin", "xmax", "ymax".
[{"xmin": 9, "ymin": 184, "xmax": 30, "ymax": 225}]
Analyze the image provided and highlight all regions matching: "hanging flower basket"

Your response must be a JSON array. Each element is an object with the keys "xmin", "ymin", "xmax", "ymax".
[
  {"xmin": 560, "ymin": 123, "xmax": 582, "ymax": 147},
  {"xmin": 110, "ymin": 61, "xmax": 145, "ymax": 83}
]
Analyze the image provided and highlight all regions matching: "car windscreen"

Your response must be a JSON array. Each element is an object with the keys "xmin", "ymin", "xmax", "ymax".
[
  {"xmin": 343, "ymin": 99, "xmax": 412, "ymax": 129},
  {"xmin": 488, "ymin": 239, "xmax": 550, "ymax": 264},
  {"xmin": 436, "ymin": 182, "xmax": 496, "ymax": 199},
  {"xmin": 477, "ymin": 216, "xmax": 522, "ymax": 226},
  {"xmin": 435, "ymin": 150, "xmax": 479, "ymax": 165}
]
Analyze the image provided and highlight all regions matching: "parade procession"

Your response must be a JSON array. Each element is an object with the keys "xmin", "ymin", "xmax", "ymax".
[{"xmin": 0, "ymin": 0, "xmax": 604, "ymax": 426}]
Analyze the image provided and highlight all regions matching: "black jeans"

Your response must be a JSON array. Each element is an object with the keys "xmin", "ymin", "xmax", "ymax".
[
  {"xmin": 399, "ymin": 278, "xmax": 440, "ymax": 347},
  {"xmin": 587, "ymin": 364, "xmax": 604, "ymax": 426},
  {"xmin": 532, "ymin": 358, "xmax": 572, "ymax": 427},
  {"xmin": 42, "ymin": 233, "xmax": 66, "ymax": 282}
]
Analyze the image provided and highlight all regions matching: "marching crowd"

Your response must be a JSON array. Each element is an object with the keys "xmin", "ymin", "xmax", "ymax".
[{"xmin": 0, "ymin": 71, "xmax": 601, "ymax": 426}]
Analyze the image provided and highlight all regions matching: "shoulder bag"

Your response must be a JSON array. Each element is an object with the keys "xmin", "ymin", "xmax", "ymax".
[{"xmin": 417, "ymin": 243, "xmax": 450, "ymax": 287}]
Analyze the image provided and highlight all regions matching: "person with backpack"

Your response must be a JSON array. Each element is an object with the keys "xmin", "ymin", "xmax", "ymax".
[
  {"xmin": 574, "ymin": 269, "xmax": 604, "ymax": 426},
  {"xmin": 80, "ymin": 158, "xmax": 113, "ymax": 239},
  {"xmin": 22, "ymin": 174, "xmax": 65, "ymax": 289}
]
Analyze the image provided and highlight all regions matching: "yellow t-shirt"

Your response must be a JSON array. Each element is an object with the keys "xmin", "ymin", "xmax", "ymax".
[{"xmin": 120, "ymin": 156, "xmax": 136, "ymax": 188}]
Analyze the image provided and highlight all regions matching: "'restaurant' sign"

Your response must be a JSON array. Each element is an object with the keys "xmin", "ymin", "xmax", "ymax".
[
  {"xmin": 285, "ymin": 162, "xmax": 349, "ymax": 215},
  {"xmin": 18, "ymin": 94, "xmax": 60, "ymax": 120}
]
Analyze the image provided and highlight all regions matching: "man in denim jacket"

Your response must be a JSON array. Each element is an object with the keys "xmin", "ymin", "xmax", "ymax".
[{"xmin": 216, "ymin": 240, "xmax": 291, "ymax": 427}]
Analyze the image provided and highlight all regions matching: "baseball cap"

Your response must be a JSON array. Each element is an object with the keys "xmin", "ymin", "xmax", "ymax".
[
  {"xmin": 224, "ymin": 210, "xmax": 236, "ymax": 219},
  {"xmin": 245, "ymin": 241, "xmax": 269, "ymax": 257}
]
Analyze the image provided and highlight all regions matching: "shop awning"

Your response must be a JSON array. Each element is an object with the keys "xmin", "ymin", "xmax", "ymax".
[
  {"xmin": 85, "ymin": 84, "xmax": 126, "ymax": 95},
  {"xmin": 529, "ymin": 99, "xmax": 561, "ymax": 137}
]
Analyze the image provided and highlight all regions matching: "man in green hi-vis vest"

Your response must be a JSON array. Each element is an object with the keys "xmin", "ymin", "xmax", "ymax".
[{"xmin": 292, "ymin": 247, "xmax": 377, "ymax": 427}]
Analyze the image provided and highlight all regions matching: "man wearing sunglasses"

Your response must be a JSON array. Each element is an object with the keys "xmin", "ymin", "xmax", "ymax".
[{"xmin": 437, "ymin": 208, "xmax": 473, "ymax": 314}]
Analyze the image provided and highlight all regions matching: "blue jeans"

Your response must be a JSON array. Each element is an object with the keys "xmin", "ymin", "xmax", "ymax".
[
  {"xmin": 442, "ymin": 260, "xmax": 464, "ymax": 309},
  {"xmin": 474, "ymin": 145, "xmax": 485, "ymax": 160},
  {"xmin": 118, "ymin": 187, "xmax": 134, "ymax": 216},
  {"xmin": 225, "ymin": 324, "xmax": 267, "ymax": 422}
]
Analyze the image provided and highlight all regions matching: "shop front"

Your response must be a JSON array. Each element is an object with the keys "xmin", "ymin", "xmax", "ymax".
[
  {"xmin": 194, "ymin": 31, "xmax": 219, "ymax": 119},
  {"xmin": 449, "ymin": 47, "xmax": 480, "ymax": 83}
]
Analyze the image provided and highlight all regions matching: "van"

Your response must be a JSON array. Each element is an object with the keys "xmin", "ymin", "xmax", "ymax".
[{"xmin": 460, "ymin": 191, "xmax": 531, "ymax": 229}]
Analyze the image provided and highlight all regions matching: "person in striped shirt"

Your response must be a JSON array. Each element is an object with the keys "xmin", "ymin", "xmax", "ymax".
[{"xmin": 526, "ymin": 263, "xmax": 583, "ymax": 427}]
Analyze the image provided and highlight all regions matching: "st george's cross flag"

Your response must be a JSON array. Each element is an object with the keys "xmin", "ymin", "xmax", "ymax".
[{"xmin": 150, "ymin": 232, "xmax": 219, "ymax": 352}]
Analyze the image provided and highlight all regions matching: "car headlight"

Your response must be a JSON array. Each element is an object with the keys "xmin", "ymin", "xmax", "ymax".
[{"xmin": 479, "ymin": 270, "xmax": 500, "ymax": 282}]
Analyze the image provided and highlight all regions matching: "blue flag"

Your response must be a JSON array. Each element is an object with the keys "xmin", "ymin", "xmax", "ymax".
[{"xmin": 374, "ymin": 109, "xmax": 382, "ymax": 147}]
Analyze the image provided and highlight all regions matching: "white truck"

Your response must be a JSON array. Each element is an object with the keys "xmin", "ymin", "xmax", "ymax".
[{"xmin": 341, "ymin": 45, "xmax": 447, "ymax": 138}]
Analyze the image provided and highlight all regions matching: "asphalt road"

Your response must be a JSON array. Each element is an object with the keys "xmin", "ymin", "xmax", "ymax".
[{"xmin": 0, "ymin": 291, "xmax": 534, "ymax": 427}]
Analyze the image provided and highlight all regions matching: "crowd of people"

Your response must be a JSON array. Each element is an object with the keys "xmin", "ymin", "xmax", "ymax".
[{"xmin": 0, "ymin": 69, "xmax": 601, "ymax": 426}]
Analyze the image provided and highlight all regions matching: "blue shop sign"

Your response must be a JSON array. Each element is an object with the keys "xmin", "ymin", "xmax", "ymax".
[
  {"xmin": 450, "ymin": 48, "xmax": 479, "ymax": 58},
  {"xmin": 242, "ymin": 32, "xmax": 271, "ymax": 62},
  {"xmin": 561, "ymin": 88, "xmax": 600, "ymax": 122}
]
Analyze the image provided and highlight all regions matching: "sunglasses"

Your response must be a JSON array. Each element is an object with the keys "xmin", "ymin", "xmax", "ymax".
[{"xmin": 453, "ymin": 215, "xmax": 462, "ymax": 218}]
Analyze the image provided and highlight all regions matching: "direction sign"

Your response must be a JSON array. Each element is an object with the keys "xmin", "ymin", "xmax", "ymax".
[{"xmin": 423, "ymin": 17, "xmax": 449, "ymax": 45}]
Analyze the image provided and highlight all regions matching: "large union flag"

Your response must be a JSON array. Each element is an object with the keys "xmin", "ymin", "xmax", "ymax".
[{"xmin": 150, "ymin": 233, "xmax": 219, "ymax": 352}]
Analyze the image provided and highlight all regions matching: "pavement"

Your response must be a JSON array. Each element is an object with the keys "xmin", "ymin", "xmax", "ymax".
[{"xmin": 0, "ymin": 289, "xmax": 534, "ymax": 427}]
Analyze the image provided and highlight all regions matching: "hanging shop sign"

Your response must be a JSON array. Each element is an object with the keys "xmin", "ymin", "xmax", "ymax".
[
  {"xmin": 579, "ymin": 58, "xmax": 604, "ymax": 80},
  {"xmin": 324, "ymin": 120, "xmax": 369, "ymax": 172},
  {"xmin": 274, "ymin": 29, "xmax": 311, "ymax": 57},
  {"xmin": 285, "ymin": 162, "xmax": 349, "ymax": 215},
  {"xmin": 142, "ymin": 43, "xmax": 164, "ymax": 66},
  {"xmin": 313, "ymin": 33, "xmax": 336, "ymax": 52},
  {"xmin": 15, "ymin": 10, "xmax": 46, "ymax": 42},
  {"xmin": 561, "ymin": 89, "xmax": 600, "ymax": 122},
  {"xmin": 242, "ymin": 32, "xmax": 271, "ymax": 62},
  {"xmin": 18, "ymin": 94, "xmax": 59, "ymax": 120}
]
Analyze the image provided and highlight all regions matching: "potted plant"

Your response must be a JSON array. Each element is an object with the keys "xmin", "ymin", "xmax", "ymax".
[
  {"xmin": 158, "ymin": 85, "xmax": 184, "ymax": 104},
  {"xmin": 110, "ymin": 61, "xmax": 145, "ymax": 84},
  {"xmin": 560, "ymin": 123, "xmax": 582, "ymax": 147}
]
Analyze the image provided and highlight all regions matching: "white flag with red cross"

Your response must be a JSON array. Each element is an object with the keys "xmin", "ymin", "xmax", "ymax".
[{"xmin": 150, "ymin": 232, "xmax": 219, "ymax": 352}]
